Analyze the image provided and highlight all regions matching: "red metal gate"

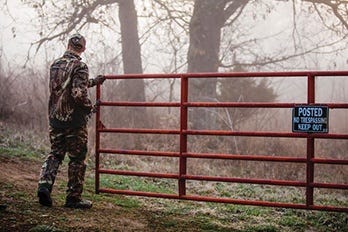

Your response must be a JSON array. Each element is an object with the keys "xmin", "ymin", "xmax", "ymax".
[{"xmin": 95, "ymin": 71, "xmax": 348, "ymax": 212}]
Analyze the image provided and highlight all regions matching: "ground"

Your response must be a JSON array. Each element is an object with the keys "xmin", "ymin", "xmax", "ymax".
[
  {"xmin": 0, "ymin": 124, "xmax": 347, "ymax": 231},
  {"xmin": 0, "ymin": 155, "xmax": 151, "ymax": 232},
  {"xmin": 1, "ymin": 153, "xmax": 250, "ymax": 232}
]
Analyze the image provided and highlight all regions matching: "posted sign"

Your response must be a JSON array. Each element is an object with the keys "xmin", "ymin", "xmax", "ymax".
[{"xmin": 292, "ymin": 106, "xmax": 329, "ymax": 133}]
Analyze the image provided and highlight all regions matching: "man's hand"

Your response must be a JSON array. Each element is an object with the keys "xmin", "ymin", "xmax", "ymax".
[
  {"xmin": 95, "ymin": 75, "xmax": 106, "ymax": 85},
  {"xmin": 91, "ymin": 100, "xmax": 101, "ymax": 113}
]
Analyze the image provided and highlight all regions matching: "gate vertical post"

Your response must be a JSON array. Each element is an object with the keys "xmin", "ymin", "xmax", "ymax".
[
  {"xmin": 306, "ymin": 74, "xmax": 315, "ymax": 207},
  {"xmin": 179, "ymin": 75, "xmax": 188, "ymax": 197},
  {"xmin": 95, "ymin": 83, "xmax": 101, "ymax": 194}
]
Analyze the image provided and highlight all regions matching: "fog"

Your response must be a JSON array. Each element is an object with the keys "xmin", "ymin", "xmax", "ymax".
[
  {"xmin": 1, "ymin": 0, "xmax": 347, "ymax": 72},
  {"xmin": 0, "ymin": 1, "xmax": 347, "ymax": 213},
  {"xmin": 1, "ymin": 0, "xmax": 347, "ymax": 130}
]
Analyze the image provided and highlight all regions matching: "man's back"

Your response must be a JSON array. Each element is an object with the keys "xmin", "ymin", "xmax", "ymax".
[{"xmin": 48, "ymin": 51, "xmax": 91, "ymax": 129}]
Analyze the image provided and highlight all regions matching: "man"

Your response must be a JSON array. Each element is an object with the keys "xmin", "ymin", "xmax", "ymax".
[{"xmin": 37, "ymin": 33, "xmax": 105, "ymax": 209}]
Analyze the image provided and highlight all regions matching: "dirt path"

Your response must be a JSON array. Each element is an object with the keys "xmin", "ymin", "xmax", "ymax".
[
  {"xmin": 0, "ymin": 156, "xmax": 150, "ymax": 232},
  {"xmin": 0, "ymin": 156, "xmax": 38, "ymax": 191}
]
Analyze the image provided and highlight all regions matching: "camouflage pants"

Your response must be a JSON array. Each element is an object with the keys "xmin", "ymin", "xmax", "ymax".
[{"xmin": 38, "ymin": 126, "xmax": 88, "ymax": 201}]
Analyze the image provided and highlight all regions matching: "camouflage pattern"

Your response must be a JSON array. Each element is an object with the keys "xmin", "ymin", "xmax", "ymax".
[
  {"xmin": 48, "ymin": 51, "xmax": 95, "ymax": 128},
  {"xmin": 67, "ymin": 160, "xmax": 87, "ymax": 201},
  {"xmin": 38, "ymin": 126, "xmax": 88, "ymax": 200},
  {"xmin": 38, "ymin": 48, "xmax": 98, "ymax": 203}
]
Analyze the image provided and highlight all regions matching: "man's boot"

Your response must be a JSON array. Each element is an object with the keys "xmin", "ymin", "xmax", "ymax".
[
  {"xmin": 37, "ymin": 155, "xmax": 61, "ymax": 207},
  {"xmin": 65, "ymin": 161, "xmax": 92, "ymax": 209},
  {"xmin": 37, "ymin": 186, "xmax": 52, "ymax": 207},
  {"xmin": 64, "ymin": 198, "xmax": 92, "ymax": 209}
]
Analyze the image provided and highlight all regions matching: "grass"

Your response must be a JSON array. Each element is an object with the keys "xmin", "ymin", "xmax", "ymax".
[
  {"xmin": 0, "ymin": 125, "xmax": 46, "ymax": 161},
  {"xmin": 1, "ymin": 123, "xmax": 347, "ymax": 231},
  {"xmin": 98, "ymin": 175, "xmax": 176, "ymax": 194}
]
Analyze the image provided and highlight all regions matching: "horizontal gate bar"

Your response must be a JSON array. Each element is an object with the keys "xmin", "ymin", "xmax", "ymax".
[
  {"xmin": 99, "ymin": 169, "xmax": 179, "ymax": 179},
  {"xmin": 97, "ymin": 150, "xmax": 348, "ymax": 165},
  {"xmin": 183, "ymin": 152, "xmax": 306, "ymax": 163},
  {"xmin": 99, "ymin": 101, "xmax": 348, "ymax": 109},
  {"xmin": 99, "ymin": 169, "xmax": 306, "ymax": 187},
  {"xmin": 312, "ymin": 158, "xmax": 348, "ymax": 165},
  {"xmin": 99, "ymin": 149, "xmax": 180, "ymax": 158},
  {"xmin": 98, "ymin": 149, "xmax": 348, "ymax": 165},
  {"xmin": 98, "ymin": 188, "xmax": 348, "ymax": 213},
  {"xmin": 98, "ymin": 128, "xmax": 180, "ymax": 134},
  {"xmin": 100, "ymin": 101, "xmax": 180, "ymax": 107},
  {"xmin": 187, "ymin": 102, "xmax": 293, "ymax": 108},
  {"xmin": 104, "ymin": 70, "xmax": 348, "ymax": 79},
  {"xmin": 311, "ymin": 182, "xmax": 348, "ymax": 190},
  {"xmin": 184, "ymin": 175, "xmax": 306, "ymax": 187},
  {"xmin": 188, "ymin": 153, "xmax": 348, "ymax": 165},
  {"xmin": 98, "ymin": 168, "xmax": 347, "ymax": 189},
  {"xmin": 185, "ymin": 130, "xmax": 348, "ymax": 139},
  {"xmin": 98, "ymin": 127, "xmax": 348, "ymax": 139},
  {"xmin": 185, "ymin": 102, "xmax": 348, "ymax": 108},
  {"xmin": 181, "ymin": 195, "xmax": 348, "ymax": 213},
  {"xmin": 99, "ymin": 188, "xmax": 179, "ymax": 199}
]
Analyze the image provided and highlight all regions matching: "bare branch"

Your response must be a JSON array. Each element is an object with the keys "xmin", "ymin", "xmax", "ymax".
[
  {"xmin": 303, "ymin": 0, "xmax": 348, "ymax": 30},
  {"xmin": 152, "ymin": 0, "xmax": 192, "ymax": 33},
  {"xmin": 29, "ymin": 0, "xmax": 119, "ymax": 52},
  {"xmin": 220, "ymin": 36, "xmax": 347, "ymax": 69},
  {"xmin": 223, "ymin": 0, "xmax": 249, "ymax": 22}
]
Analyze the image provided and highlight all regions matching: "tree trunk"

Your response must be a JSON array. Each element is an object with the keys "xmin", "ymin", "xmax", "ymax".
[
  {"xmin": 118, "ymin": 0, "xmax": 147, "ymax": 129},
  {"xmin": 187, "ymin": 0, "xmax": 226, "ymax": 129}
]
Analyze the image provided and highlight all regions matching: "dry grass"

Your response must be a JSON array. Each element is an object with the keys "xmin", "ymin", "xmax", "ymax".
[{"xmin": 1, "ymin": 120, "xmax": 347, "ymax": 231}]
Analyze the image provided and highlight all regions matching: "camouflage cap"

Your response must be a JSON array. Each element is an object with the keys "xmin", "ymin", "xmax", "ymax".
[{"xmin": 68, "ymin": 33, "xmax": 86, "ymax": 52}]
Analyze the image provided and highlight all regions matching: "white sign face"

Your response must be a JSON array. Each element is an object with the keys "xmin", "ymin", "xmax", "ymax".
[{"xmin": 292, "ymin": 106, "xmax": 329, "ymax": 133}]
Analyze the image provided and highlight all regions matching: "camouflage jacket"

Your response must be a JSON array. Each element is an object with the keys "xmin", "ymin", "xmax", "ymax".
[{"xmin": 48, "ymin": 51, "xmax": 98, "ymax": 128}]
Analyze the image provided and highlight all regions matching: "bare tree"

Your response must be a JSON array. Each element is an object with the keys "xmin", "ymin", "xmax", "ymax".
[
  {"xmin": 118, "ymin": 0, "xmax": 147, "ymax": 127},
  {"xmin": 187, "ymin": 0, "xmax": 249, "ymax": 129},
  {"xmin": 185, "ymin": 0, "xmax": 347, "ymax": 128},
  {"xmin": 3, "ymin": 0, "xmax": 348, "ymax": 130},
  {"xmin": 0, "ymin": 54, "xmax": 15, "ymax": 120},
  {"xmin": 20, "ymin": 0, "xmax": 147, "ymax": 127},
  {"xmin": 303, "ymin": 0, "xmax": 348, "ymax": 32}
]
